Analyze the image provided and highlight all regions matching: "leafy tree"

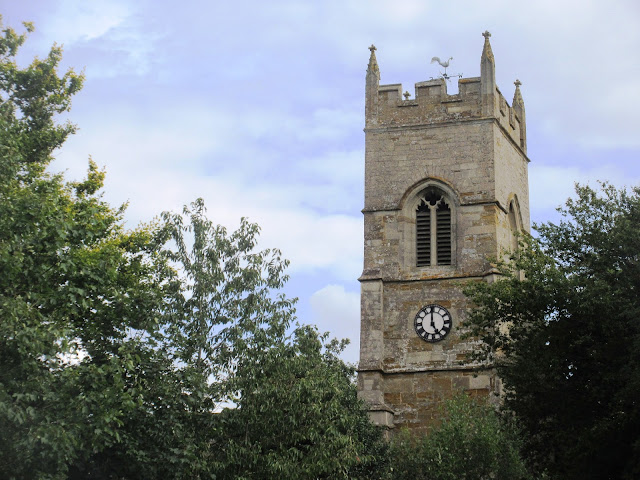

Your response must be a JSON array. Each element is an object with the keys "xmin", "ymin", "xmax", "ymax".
[
  {"xmin": 387, "ymin": 394, "xmax": 531, "ymax": 480},
  {"xmin": 464, "ymin": 183, "xmax": 640, "ymax": 479},
  {"xmin": 0, "ymin": 19, "xmax": 174, "ymax": 478},
  {"xmin": 160, "ymin": 199, "xmax": 296, "ymax": 400},
  {"xmin": 65, "ymin": 343, "xmax": 221, "ymax": 480},
  {"xmin": 64, "ymin": 196, "xmax": 302, "ymax": 479},
  {"xmin": 161, "ymin": 201, "xmax": 388, "ymax": 480},
  {"xmin": 216, "ymin": 326, "xmax": 387, "ymax": 480},
  {"xmin": 1, "ymin": 17, "xmax": 388, "ymax": 480}
]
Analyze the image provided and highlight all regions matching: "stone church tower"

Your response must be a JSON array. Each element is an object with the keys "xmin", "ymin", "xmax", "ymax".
[{"xmin": 357, "ymin": 32, "xmax": 530, "ymax": 433}]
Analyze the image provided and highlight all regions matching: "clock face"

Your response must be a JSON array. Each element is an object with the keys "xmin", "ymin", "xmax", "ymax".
[{"xmin": 414, "ymin": 304, "xmax": 452, "ymax": 343}]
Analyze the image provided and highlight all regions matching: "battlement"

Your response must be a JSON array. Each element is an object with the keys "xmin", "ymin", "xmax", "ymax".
[
  {"xmin": 365, "ymin": 33, "xmax": 527, "ymax": 153},
  {"xmin": 378, "ymin": 77, "xmax": 481, "ymax": 105},
  {"xmin": 375, "ymin": 77, "xmax": 483, "ymax": 124}
]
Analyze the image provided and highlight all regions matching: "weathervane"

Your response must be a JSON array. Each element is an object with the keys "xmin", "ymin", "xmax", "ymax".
[{"xmin": 430, "ymin": 56, "xmax": 462, "ymax": 81}]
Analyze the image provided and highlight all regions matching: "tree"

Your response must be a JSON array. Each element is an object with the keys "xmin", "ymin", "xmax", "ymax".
[
  {"xmin": 212, "ymin": 326, "xmax": 385, "ymax": 479},
  {"xmin": 65, "ymin": 197, "xmax": 303, "ymax": 479},
  {"xmin": 387, "ymin": 394, "xmax": 531, "ymax": 480},
  {"xmin": 464, "ymin": 183, "xmax": 640, "ymax": 479},
  {"xmin": 161, "ymin": 200, "xmax": 388, "ymax": 480},
  {"xmin": 0, "ymin": 19, "xmax": 174, "ymax": 478},
  {"xmin": 160, "ymin": 199, "xmax": 296, "ymax": 399},
  {"xmin": 1, "ymin": 18, "xmax": 386, "ymax": 479}
]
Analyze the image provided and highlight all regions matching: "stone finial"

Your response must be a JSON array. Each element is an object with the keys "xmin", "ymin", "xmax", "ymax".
[
  {"xmin": 481, "ymin": 30, "xmax": 494, "ymax": 63},
  {"xmin": 480, "ymin": 30, "xmax": 496, "ymax": 116},
  {"xmin": 513, "ymin": 79, "xmax": 524, "ymax": 107},
  {"xmin": 367, "ymin": 44, "xmax": 380, "ymax": 78},
  {"xmin": 403, "ymin": 91, "xmax": 410, "ymax": 100}
]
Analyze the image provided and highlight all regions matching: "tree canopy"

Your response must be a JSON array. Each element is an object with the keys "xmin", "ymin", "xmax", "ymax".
[
  {"xmin": 0, "ymin": 18, "xmax": 170, "ymax": 477},
  {"xmin": 464, "ymin": 183, "xmax": 640, "ymax": 479},
  {"xmin": 387, "ymin": 394, "xmax": 531, "ymax": 480},
  {"xmin": 0, "ymin": 19, "xmax": 387, "ymax": 479}
]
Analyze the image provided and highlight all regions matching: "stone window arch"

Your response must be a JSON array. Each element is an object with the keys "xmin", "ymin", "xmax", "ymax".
[
  {"xmin": 416, "ymin": 187, "xmax": 453, "ymax": 267},
  {"xmin": 507, "ymin": 196, "xmax": 523, "ymax": 253}
]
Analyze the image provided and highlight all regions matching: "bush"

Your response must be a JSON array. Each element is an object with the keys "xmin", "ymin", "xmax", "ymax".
[{"xmin": 387, "ymin": 394, "xmax": 531, "ymax": 480}]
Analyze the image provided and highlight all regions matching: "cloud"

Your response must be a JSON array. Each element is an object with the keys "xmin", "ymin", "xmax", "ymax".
[
  {"xmin": 310, "ymin": 284, "xmax": 360, "ymax": 363},
  {"xmin": 312, "ymin": 0, "xmax": 640, "ymax": 150},
  {"xmin": 43, "ymin": 0, "xmax": 132, "ymax": 45},
  {"xmin": 54, "ymin": 105, "xmax": 364, "ymax": 282},
  {"xmin": 17, "ymin": 0, "xmax": 164, "ymax": 78},
  {"xmin": 529, "ymin": 163, "xmax": 640, "ymax": 223},
  {"xmin": 118, "ymin": 169, "xmax": 364, "ymax": 281}
]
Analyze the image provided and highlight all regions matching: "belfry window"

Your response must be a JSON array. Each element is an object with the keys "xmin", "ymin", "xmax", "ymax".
[
  {"xmin": 416, "ymin": 189, "xmax": 452, "ymax": 267},
  {"xmin": 507, "ymin": 201, "xmax": 519, "ymax": 252}
]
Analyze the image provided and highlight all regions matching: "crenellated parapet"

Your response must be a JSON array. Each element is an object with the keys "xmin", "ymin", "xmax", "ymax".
[{"xmin": 365, "ymin": 32, "xmax": 527, "ymax": 155}]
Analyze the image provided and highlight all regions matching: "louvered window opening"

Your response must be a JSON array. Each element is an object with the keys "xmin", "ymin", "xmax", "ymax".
[
  {"xmin": 416, "ymin": 207, "xmax": 431, "ymax": 266},
  {"xmin": 416, "ymin": 191, "xmax": 452, "ymax": 267}
]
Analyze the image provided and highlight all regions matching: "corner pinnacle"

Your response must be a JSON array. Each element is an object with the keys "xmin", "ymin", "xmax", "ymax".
[
  {"xmin": 513, "ymin": 79, "xmax": 524, "ymax": 107},
  {"xmin": 481, "ymin": 30, "xmax": 494, "ymax": 63},
  {"xmin": 367, "ymin": 44, "xmax": 380, "ymax": 78}
]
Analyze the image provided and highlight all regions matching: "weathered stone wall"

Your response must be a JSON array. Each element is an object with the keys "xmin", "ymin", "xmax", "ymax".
[
  {"xmin": 359, "ymin": 369, "xmax": 500, "ymax": 434},
  {"xmin": 364, "ymin": 120, "xmax": 495, "ymax": 212},
  {"xmin": 362, "ymin": 122, "xmax": 503, "ymax": 280},
  {"xmin": 358, "ymin": 35, "xmax": 530, "ymax": 433}
]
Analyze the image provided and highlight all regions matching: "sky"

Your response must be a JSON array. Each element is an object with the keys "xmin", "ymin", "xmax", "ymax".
[{"xmin": 3, "ymin": 0, "xmax": 640, "ymax": 363}]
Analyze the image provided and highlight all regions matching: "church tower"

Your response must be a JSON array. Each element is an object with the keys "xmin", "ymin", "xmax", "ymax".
[{"xmin": 357, "ymin": 32, "xmax": 530, "ymax": 432}]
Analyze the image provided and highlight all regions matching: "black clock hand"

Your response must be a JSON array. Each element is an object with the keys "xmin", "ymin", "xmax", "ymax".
[{"xmin": 430, "ymin": 311, "xmax": 435, "ymax": 332}]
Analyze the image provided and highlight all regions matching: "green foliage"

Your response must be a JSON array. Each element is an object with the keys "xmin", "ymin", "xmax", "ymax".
[
  {"xmin": 464, "ymin": 183, "xmax": 640, "ymax": 479},
  {"xmin": 0, "ymin": 20, "xmax": 385, "ymax": 479},
  {"xmin": 0, "ymin": 18, "xmax": 82, "ymax": 167},
  {"xmin": 387, "ymin": 395, "xmax": 531, "ymax": 480},
  {"xmin": 0, "ymin": 19, "xmax": 174, "ymax": 478},
  {"xmin": 160, "ymin": 199, "xmax": 295, "ymax": 393},
  {"xmin": 217, "ymin": 326, "xmax": 387, "ymax": 479},
  {"xmin": 65, "ymin": 344, "xmax": 220, "ymax": 480},
  {"xmin": 160, "ymin": 202, "xmax": 387, "ymax": 479}
]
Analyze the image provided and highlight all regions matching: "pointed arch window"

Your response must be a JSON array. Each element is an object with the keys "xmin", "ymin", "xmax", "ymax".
[
  {"xmin": 416, "ymin": 188, "xmax": 452, "ymax": 267},
  {"xmin": 508, "ymin": 202, "xmax": 518, "ymax": 252},
  {"xmin": 507, "ymin": 199, "xmax": 522, "ymax": 254}
]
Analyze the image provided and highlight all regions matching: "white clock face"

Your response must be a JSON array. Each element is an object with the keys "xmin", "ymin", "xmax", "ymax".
[{"xmin": 414, "ymin": 304, "xmax": 452, "ymax": 342}]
